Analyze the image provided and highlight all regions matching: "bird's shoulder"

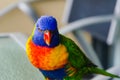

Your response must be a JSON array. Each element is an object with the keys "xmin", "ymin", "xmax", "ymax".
[
  {"xmin": 59, "ymin": 34, "xmax": 81, "ymax": 53},
  {"xmin": 59, "ymin": 34, "xmax": 96, "ymax": 68}
]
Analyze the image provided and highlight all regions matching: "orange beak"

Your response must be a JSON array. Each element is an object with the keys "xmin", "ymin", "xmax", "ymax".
[{"xmin": 44, "ymin": 30, "xmax": 52, "ymax": 46}]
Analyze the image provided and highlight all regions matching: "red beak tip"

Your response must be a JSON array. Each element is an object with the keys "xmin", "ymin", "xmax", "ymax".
[{"xmin": 44, "ymin": 31, "xmax": 52, "ymax": 45}]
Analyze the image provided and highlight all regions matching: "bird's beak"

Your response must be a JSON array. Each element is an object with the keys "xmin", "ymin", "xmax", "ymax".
[{"xmin": 44, "ymin": 30, "xmax": 52, "ymax": 46}]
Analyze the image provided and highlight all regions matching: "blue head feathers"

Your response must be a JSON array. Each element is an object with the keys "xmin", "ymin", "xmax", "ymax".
[
  {"xmin": 36, "ymin": 16, "xmax": 57, "ymax": 31},
  {"xmin": 32, "ymin": 16, "xmax": 60, "ymax": 47}
]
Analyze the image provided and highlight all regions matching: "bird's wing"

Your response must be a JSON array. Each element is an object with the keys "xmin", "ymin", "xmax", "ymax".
[{"xmin": 60, "ymin": 34, "xmax": 96, "ymax": 69}]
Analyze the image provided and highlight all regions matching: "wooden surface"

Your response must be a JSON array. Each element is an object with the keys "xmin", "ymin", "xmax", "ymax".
[{"xmin": 0, "ymin": 37, "xmax": 44, "ymax": 80}]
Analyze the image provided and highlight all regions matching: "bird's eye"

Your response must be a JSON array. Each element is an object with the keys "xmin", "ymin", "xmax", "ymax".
[{"xmin": 38, "ymin": 28, "xmax": 43, "ymax": 32}]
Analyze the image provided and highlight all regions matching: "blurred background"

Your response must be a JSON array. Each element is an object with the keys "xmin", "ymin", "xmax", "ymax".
[
  {"xmin": 0, "ymin": 0, "xmax": 65, "ymax": 34},
  {"xmin": 0, "ymin": 0, "xmax": 120, "ymax": 80}
]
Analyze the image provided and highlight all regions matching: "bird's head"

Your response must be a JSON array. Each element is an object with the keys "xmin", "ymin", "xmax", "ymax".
[{"xmin": 32, "ymin": 16, "xmax": 60, "ymax": 47}]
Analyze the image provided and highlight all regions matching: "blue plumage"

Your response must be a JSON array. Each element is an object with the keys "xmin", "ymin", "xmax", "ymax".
[
  {"xmin": 32, "ymin": 16, "xmax": 60, "ymax": 47},
  {"xmin": 39, "ymin": 68, "xmax": 66, "ymax": 79},
  {"xmin": 36, "ymin": 16, "xmax": 57, "ymax": 31}
]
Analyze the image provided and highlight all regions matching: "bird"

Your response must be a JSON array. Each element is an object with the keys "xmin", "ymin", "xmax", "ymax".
[{"xmin": 26, "ymin": 15, "xmax": 120, "ymax": 80}]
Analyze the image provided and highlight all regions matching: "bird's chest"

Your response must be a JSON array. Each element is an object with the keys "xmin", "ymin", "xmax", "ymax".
[{"xmin": 27, "ymin": 41, "xmax": 68, "ymax": 70}]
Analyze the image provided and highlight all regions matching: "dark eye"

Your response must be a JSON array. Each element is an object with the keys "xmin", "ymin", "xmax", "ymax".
[{"xmin": 38, "ymin": 28, "xmax": 43, "ymax": 32}]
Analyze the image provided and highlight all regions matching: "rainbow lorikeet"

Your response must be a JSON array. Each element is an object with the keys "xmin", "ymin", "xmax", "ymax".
[{"xmin": 26, "ymin": 16, "xmax": 120, "ymax": 80}]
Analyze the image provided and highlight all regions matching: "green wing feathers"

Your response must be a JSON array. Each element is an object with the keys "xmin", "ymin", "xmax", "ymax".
[
  {"xmin": 60, "ymin": 34, "xmax": 96, "ymax": 68},
  {"xmin": 60, "ymin": 34, "xmax": 120, "ymax": 79}
]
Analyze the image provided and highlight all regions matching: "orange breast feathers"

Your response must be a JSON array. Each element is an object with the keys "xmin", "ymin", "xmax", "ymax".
[{"xmin": 26, "ymin": 38, "xmax": 68, "ymax": 70}]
